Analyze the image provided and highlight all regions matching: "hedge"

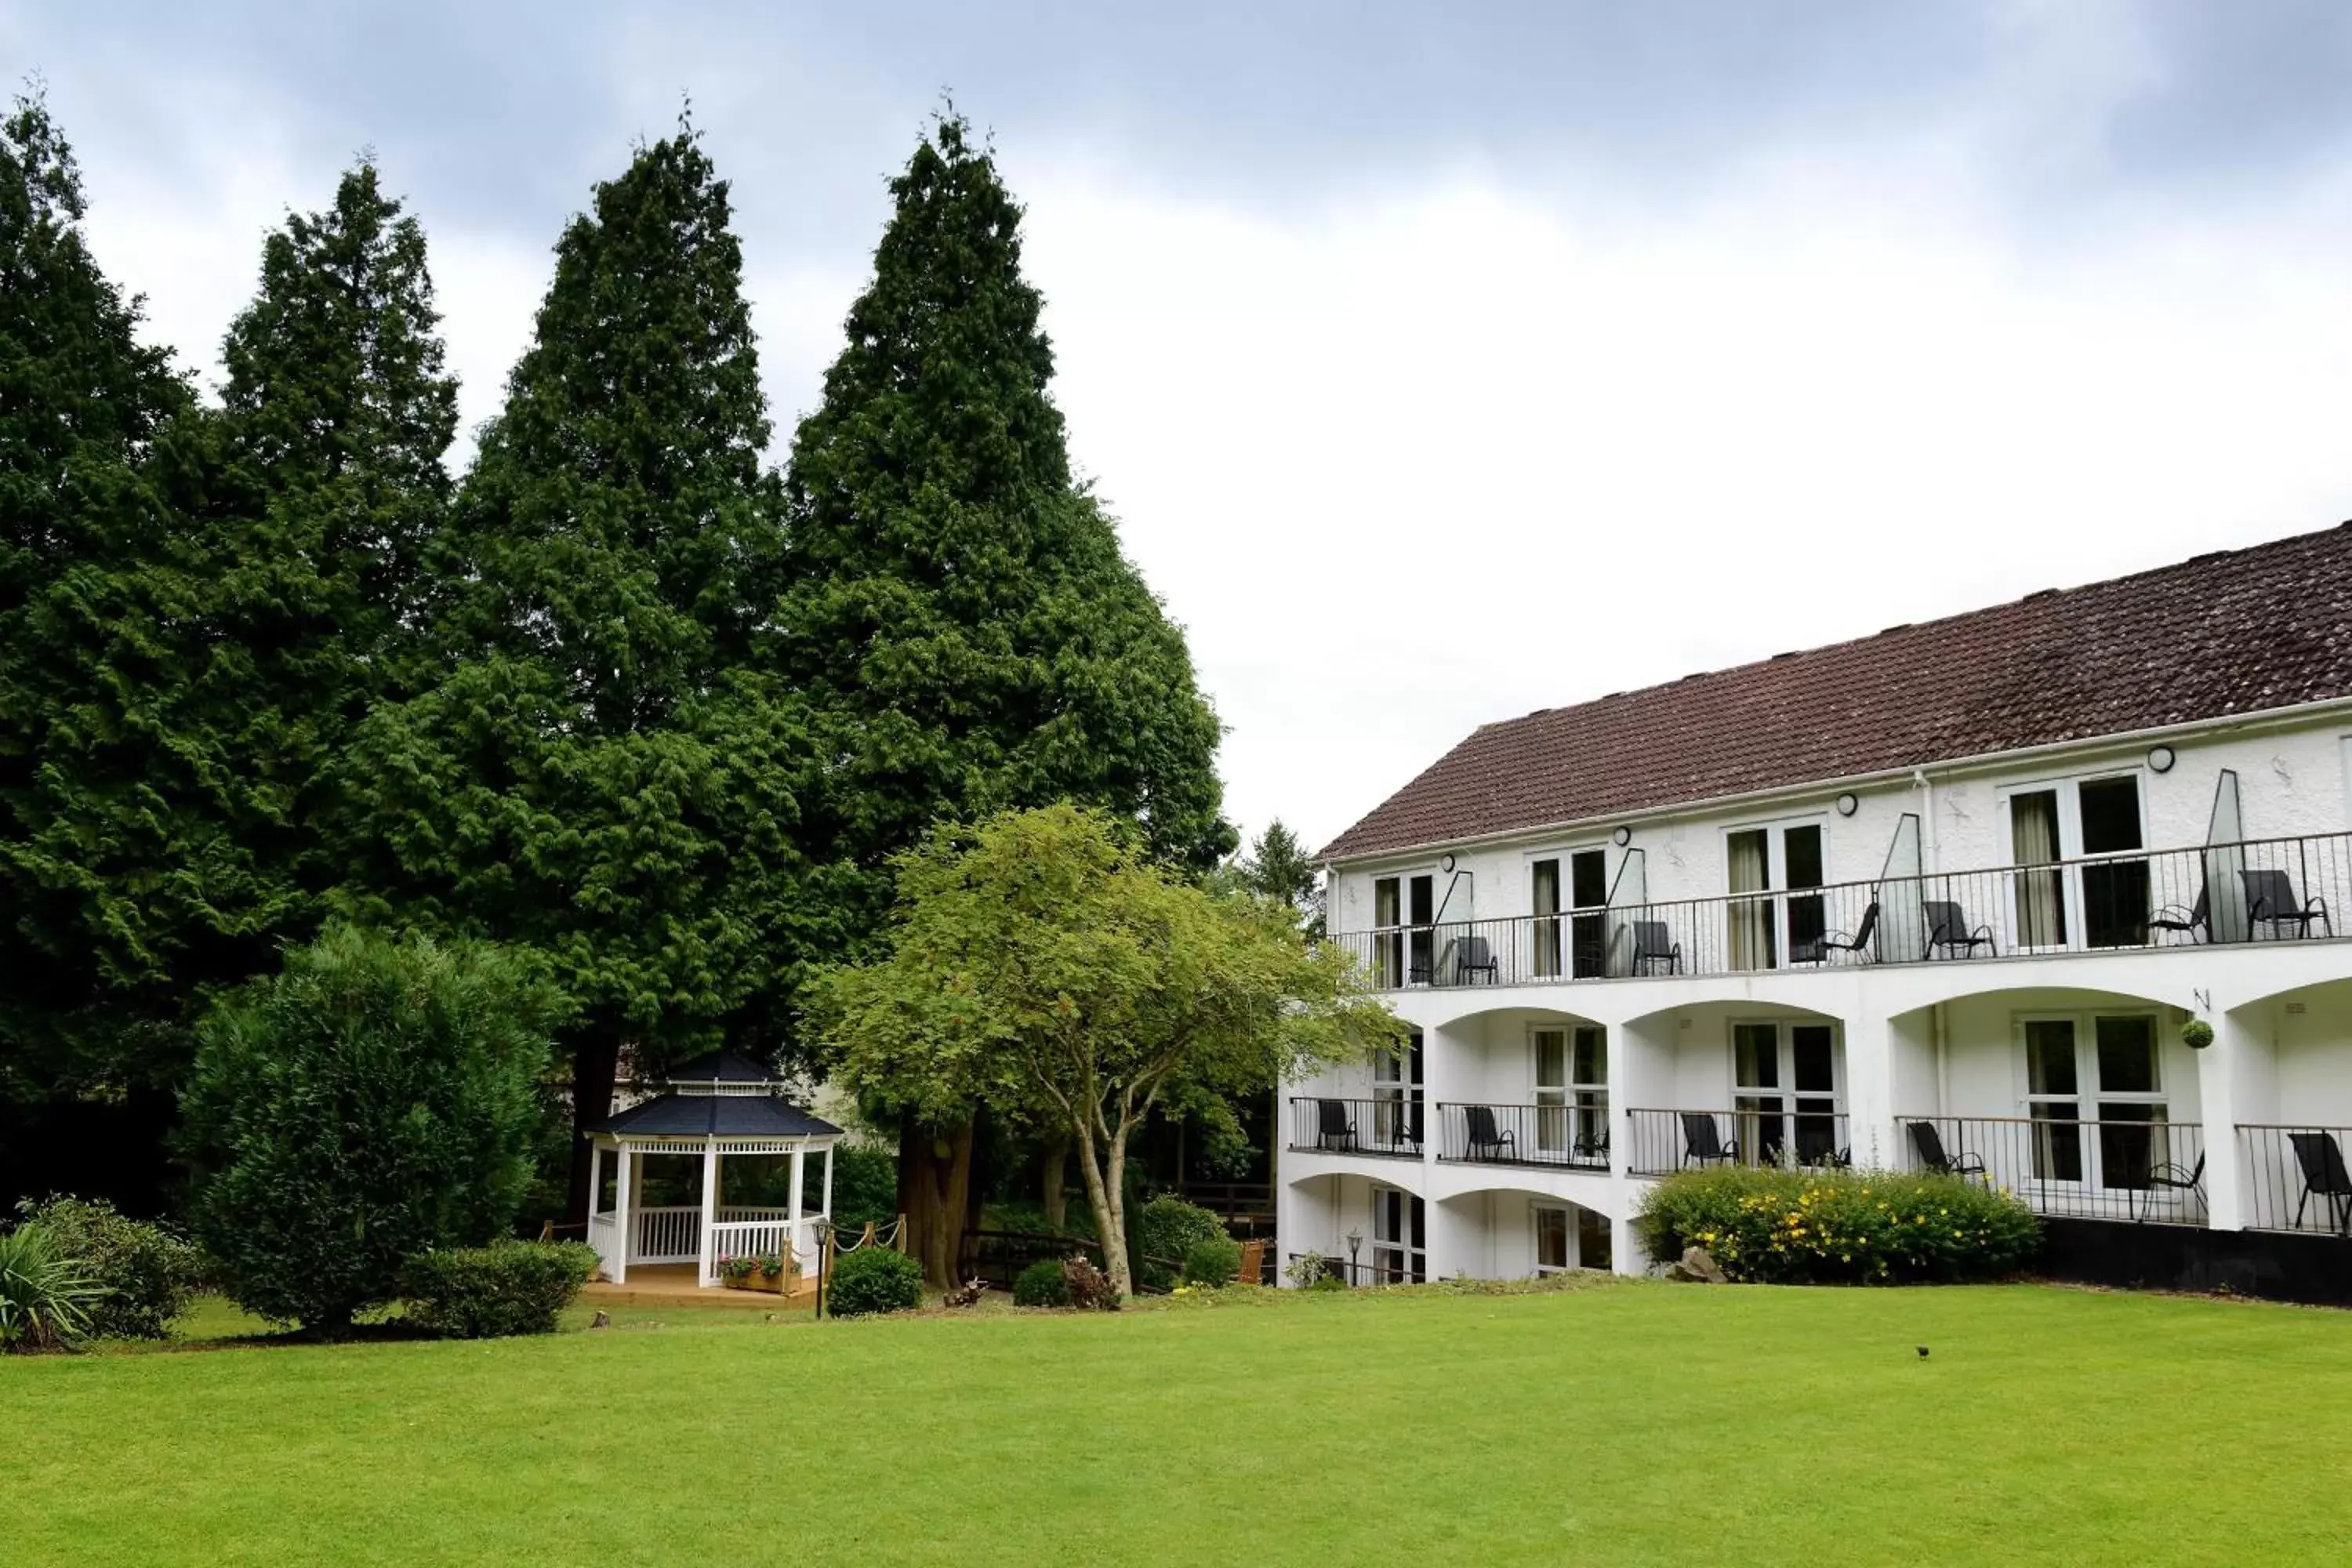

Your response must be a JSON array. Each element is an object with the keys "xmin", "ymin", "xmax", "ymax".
[
  {"xmin": 400, "ymin": 1240, "xmax": 599, "ymax": 1338},
  {"xmin": 1635, "ymin": 1167, "xmax": 2039, "ymax": 1284}
]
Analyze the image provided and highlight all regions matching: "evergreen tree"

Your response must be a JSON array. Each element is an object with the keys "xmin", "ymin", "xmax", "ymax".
[
  {"xmin": 0, "ymin": 92, "xmax": 258, "ymax": 1105},
  {"xmin": 347, "ymin": 123, "xmax": 823, "ymax": 1219},
  {"xmin": 780, "ymin": 114, "xmax": 1234, "ymax": 1275},
  {"xmin": 1236, "ymin": 819, "xmax": 1323, "ymax": 935}
]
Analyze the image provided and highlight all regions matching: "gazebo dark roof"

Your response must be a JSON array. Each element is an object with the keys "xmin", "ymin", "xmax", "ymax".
[
  {"xmin": 595, "ymin": 1094, "xmax": 842, "ymax": 1141},
  {"xmin": 662, "ymin": 1050, "xmax": 778, "ymax": 1083}
]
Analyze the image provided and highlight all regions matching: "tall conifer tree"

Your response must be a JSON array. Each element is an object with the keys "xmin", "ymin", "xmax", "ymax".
[
  {"xmin": 0, "ymin": 93, "xmax": 252, "ymax": 1106},
  {"xmin": 781, "ymin": 114, "xmax": 1233, "ymax": 1275},
  {"xmin": 348, "ymin": 124, "xmax": 822, "ymax": 1218}
]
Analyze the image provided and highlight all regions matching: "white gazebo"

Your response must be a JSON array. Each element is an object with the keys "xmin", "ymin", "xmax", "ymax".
[{"xmin": 584, "ymin": 1051, "xmax": 844, "ymax": 1290}]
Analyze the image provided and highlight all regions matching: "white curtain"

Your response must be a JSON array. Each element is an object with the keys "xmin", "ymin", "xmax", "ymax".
[
  {"xmin": 2011, "ymin": 793, "xmax": 2064, "ymax": 946},
  {"xmin": 1728, "ymin": 830, "xmax": 1770, "ymax": 970}
]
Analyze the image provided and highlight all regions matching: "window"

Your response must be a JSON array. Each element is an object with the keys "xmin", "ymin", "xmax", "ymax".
[
  {"xmin": 1726, "ymin": 822, "xmax": 1826, "ymax": 971},
  {"xmin": 2005, "ymin": 775, "xmax": 2148, "ymax": 950},
  {"xmin": 1733, "ymin": 1021, "xmax": 1841, "ymax": 1165},
  {"xmin": 1370, "ymin": 873, "xmax": 1435, "ymax": 986},
  {"xmin": 1531, "ymin": 849, "xmax": 1608, "ymax": 978},
  {"xmin": 1535, "ymin": 1202, "xmax": 1613, "ymax": 1273},
  {"xmin": 2021, "ymin": 1013, "xmax": 2165, "ymax": 1192},
  {"xmin": 1533, "ymin": 1025, "xmax": 1607, "ymax": 1164},
  {"xmin": 1370, "ymin": 1030, "xmax": 1424, "ymax": 1153},
  {"xmin": 1370, "ymin": 1185, "xmax": 1425, "ymax": 1284}
]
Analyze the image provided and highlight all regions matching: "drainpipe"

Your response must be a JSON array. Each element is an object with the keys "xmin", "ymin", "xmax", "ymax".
[{"xmin": 1912, "ymin": 768, "xmax": 1937, "ymax": 873}]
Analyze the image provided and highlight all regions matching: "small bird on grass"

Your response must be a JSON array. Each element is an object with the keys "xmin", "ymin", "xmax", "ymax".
[{"xmin": 1917, "ymin": 1345, "xmax": 1929, "ymax": 1359}]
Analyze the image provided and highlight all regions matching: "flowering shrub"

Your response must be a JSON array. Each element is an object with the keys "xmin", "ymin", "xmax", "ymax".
[{"xmin": 1635, "ymin": 1167, "xmax": 2038, "ymax": 1285}]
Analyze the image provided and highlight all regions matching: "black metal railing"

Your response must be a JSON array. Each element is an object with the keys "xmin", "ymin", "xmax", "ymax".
[
  {"xmin": 1624, "ymin": 1107, "xmax": 1853, "ymax": 1177},
  {"xmin": 1331, "ymin": 831, "xmax": 2352, "ymax": 991},
  {"xmin": 1896, "ymin": 1115, "xmax": 2207, "ymax": 1225},
  {"xmin": 1434, "ymin": 1102, "xmax": 1610, "ymax": 1170},
  {"xmin": 1283, "ymin": 1250, "xmax": 1424, "ymax": 1287},
  {"xmin": 1287, "ymin": 1095, "xmax": 1425, "ymax": 1160},
  {"xmin": 2238, "ymin": 1124, "xmax": 2352, "ymax": 1236}
]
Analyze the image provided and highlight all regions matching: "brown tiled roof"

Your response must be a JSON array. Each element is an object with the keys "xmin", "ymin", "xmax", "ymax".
[{"xmin": 1320, "ymin": 522, "xmax": 2352, "ymax": 862}]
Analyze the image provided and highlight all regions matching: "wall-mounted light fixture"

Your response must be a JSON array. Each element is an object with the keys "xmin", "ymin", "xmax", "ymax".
[
  {"xmin": 1611, "ymin": 826, "xmax": 1633, "ymax": 848},
  {"xmin": 1439, "ymin": 852, "xmax": 1457, "ymax": 873},
  {"xmin": 1835, "ymin": 792, "xmax": 1860, "ymax": 817},
  {"xmin": 2147, "ymin": 744, "xmax": 2176, "ymax": 774}
]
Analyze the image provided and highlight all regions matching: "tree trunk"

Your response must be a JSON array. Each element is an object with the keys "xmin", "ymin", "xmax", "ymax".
[
  {"xmin": 1040, "ymin": 1128, "xmax": 1070, "ymax": 1231},
  {"xmin": 564, "ymin": 1027, "xmax": 622, "ymax": 1227},
  {"xmin": 1072, "ymin": 1112, "xmax": 1134, "ymax": 1296},
  {"xmin": 898, "ymin": 1113, "xmax": 976, "ymax": 1286}
]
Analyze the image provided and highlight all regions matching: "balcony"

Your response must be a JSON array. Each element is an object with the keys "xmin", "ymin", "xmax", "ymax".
[
  {"xmin": 1896, "ymin": 1115, "xmax": 2207, "ymax": 1225},
  {"xmin": 2238, "ymin": 1123, "xmax": 2352, "ymax": 1236},
  {"xmin": 1287, "ymin": 1095, "xmax": 1425, "ymax": 1160},
  {"xmin": 1334, "ymin": 831, "xmax": 2350, "ymax": 992},
  {"xmin": 1624, "ymin": 1107, "xmax": 1853, "ymax": 1177},
  {"xmin": 1432, "ymin": 1102, "xmax": 1610, "ymax": 1171}
]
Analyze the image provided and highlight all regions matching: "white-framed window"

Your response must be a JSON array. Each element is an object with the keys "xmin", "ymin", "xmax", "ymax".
[
  {"xmin": 1531, "ymin": 1023, "xmax": 1608, "ymax": 1163},
  {"xmin": 2016, "ymin": 1011, "xmax": 2167, "ymax": 1192},
  {"xmin": 1530, "ymin": 848, "xmax": 1610, "ymax": 978},
  {"xmin": 1371, "ymin": 870, "xmax": 1437, "ymax": 987},
  {"xmin": 1370, "ymin": 1029, "xmax": 1424, "ymax": 1153},
  {"xmin": 1722, "ymin": 818, "xmax": 1828, "ymax": 971},
  {"xmin": 1370, "ymin": 1182, "xmax": 1425, "ymax": 1284},
  {"xmin": 1534, "ymin": 1201, "xmax": 1613, "ymax": 1274},
  {"xmin": 1998, "ymin": 771, "xmax": 2149, "ymax": 951},
  {"xmin": 1730, "ymin": 1019, "xmax": 1842, "ymax": 1166}
]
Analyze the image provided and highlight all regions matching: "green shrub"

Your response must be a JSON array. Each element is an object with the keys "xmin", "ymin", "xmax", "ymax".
[
  {"xmin": 0, "ymin": 1222, "xmax": 102, "ymax": 1352},
  {"xmin": 1635, "ymin": 1167, "xmax": 2039, "ymax": 1285},
  {"xmin": 15, "ymin": 1196, "xmax": 202, "ymax": 1340},
  {"xmin": 1136, "ymin": 1195, "xmax": 1227, "ymax": 1269},
  {"xmin": 180, "ymin": 926, "xmax": 564, "ymax": 1333},
  {"xmin": 827, "ymin": 1142, "xmax": 902, "ymax": 1237},
  {"xmin": 829, "ymin": 1245, "xmax": 923, "ymax": 1316},
  {"xmin": 400, "ymin": 1240, "xmax": 599, "ymax": 1338},
  {"xmin": 1012, "ymin": 1258, "xmax": 1072, "ymax": 1308},
  {"xmin": 1181, "ymin": 1234, "xmax": 1242, "ymax": 1287}
]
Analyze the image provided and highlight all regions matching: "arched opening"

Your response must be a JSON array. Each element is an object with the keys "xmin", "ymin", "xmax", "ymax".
[
  {"xmin": 1615, "ymin": 1000, "xmax": 1851, "ymax": 1175},
  {"xmin": 1425, "ymin": 1004, "xmax": 1612, "ymax": 1175},
  {"xmin": 2223, "ymin": 978, "xmax": 2352, "ymax": 1236},
  {"xmin": 1889, "ymin": 983, "xmax": 2201, "ymax": 1225},
  {"xmin": 1280, "ymin": 1171, "xmax": 1425, "ymax": 1286},
  {"xmin": 1432, "ymin": 1186, "xmax": 1616, "ymax": 1280}
]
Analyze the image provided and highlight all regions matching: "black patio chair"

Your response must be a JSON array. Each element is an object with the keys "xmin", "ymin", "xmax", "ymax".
[
  {"xmin": 2244, "ymin": 869, "xmax": 2332, "ymax": 940},
  {"xmin": 1632, "ymin": 920, "xmax": 1682, "ymax": 975},
  {"xmin": 2288, "ymin": 1131, "xmax": 2352, "ymax": 1235},
  {"xmin": 1462, "ymin": 1104, "xmax": 1516, "ymax": 1161},
  {"xmin": 1679, "ymin": 1112, "xmax": 1738, "ymax": 1167},
  {"xmin": 1907, "ymin": 1120, "xmax": 1987, "ymax": 1181},
  {"xmin": 2138, "ymin": 1149, "xmax": 2205, "ymax": 1223},
  {"xmin": 1924, "ymin": 899, "xmax": 1996, "ymax": 960},
  {"xmin": 2149, "ymin": 884, "xmax": 2209, "ymax": 944},
  {"xmin": 1314, "ymin": 1098, "xmax": 1358, "ymax": 1153},
  {"xmin": 1452, "ymin": 935, "xmax": 1501, "ymax": 985},
  {"xmin": 1573, "ymin": 1128, "xmax": 1610, "ymax": 1166},
  {"xmin": 1805, "ymin": 901, "xmax": 1880, "ymax": 964}
]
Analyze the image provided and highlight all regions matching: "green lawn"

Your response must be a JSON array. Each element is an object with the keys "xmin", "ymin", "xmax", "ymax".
[{"xmin": 9, "ymin": 1279, "xmax": 2350, "ymax": 1566}]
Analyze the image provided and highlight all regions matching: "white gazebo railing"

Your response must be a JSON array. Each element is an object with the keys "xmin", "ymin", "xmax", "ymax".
[
  {"xmin": 629, "ymin": 1205, "xmax": 797, "ymax": 1265},
  {"xmin": 706, "ymin": 1217, "xmax": 802, "ymax": 1271},
  {"xmin": 588, "ymin": 1211, "xmax": 620, "ymax": 1276}
]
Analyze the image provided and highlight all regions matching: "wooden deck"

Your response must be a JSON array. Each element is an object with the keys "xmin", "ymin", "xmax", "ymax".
[{"xmin": 581, "ymin": 1264, "xmax": 815, "ymax": 1310}]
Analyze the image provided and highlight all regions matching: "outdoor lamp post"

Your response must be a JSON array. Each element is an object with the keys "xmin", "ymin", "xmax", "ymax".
[{"xmin": 1345, "ymin": 1226, "xmax": 1363, "ymax": 1285}]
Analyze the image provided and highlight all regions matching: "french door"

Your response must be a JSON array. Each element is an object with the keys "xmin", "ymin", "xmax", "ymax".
[
  {"xmin": 2023, "ymin": 1014, "xmax": 2166, "ymax": 1196},
  {"xmin": 1373, "ymin": 873, "xmax": 1436, "ymax": 986},
  {"xmin": 1733, "ymin": 1022, "xmax": 1840, "ymax": 1165},
  {"xmin": 1371, "ymin": 1031, "xmax": 1424, "ymax": 1153},
  {"xmin": 1534, "ymin": 1025, "xmax": 1608, "ymax": 1163},
  {"xmin": 2008, "ymin": 775, "xmax": 2148, "ymax": 950},
  {"xmin": 1370, "ymin": 1184, "xmax": 1425, "ymax": 1284},
  {"xmin": 1726, "ymin": 822, "xmax": 1826, "ymax": 971},
  {"xmin": 1535, "ymin": 1202, "xmax": 1614, "ymax": 1274},
  {"xmin": 1533, "ymin": 850, "xmax": 1609, "ymax": 979}
]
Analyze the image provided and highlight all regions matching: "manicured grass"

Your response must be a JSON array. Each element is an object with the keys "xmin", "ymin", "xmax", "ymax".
[{"xmin": 9, "ymin": 1279, "xmax": 2351, "ymax": 1566}]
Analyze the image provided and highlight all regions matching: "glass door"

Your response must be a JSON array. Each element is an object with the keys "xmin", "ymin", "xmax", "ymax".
[
  {"xmin": 2077, "ymin": 779, "xmax": 2151, "ymax": 949},
  {"xmin": 1532, "ymin": 859, "xmax": 1563, "ymax": 978},
  {"xmin": 1534, "ymin": 1028, "xmax": 1569, "ymax": 1156},
  {"xmin": 2024, "ymin": 1018, "xmax": 2084, "ymax": 1181},
  {"xmin": 2091, "ymin": 1015, "xmax": 2164, "ymax": 1196},
  {"xmin": 1371, "ymin": 1030, "xmax": 1424, "ymax": 1153},
  {"xmin": 1570, "ymin": 850, "xmax": 1609, "ymax": 978},
  {"xmin": 1726, "ymin": 824, "xmax": 1824, "ymax": 971},
  {"xmin": 2009, "ymin": 775, "xmax": 2149, "ymax": 951},
  {"xmin": 2011, "ymin": 791, "xmax": 2067, "ymax": 949},
  {"xmin": 1733, "ymin": 1022, "xmax": 1785, "ymax": 1164},
  {"xmin": 1374, "ymin": 877, "xmax": 1402, "ymax": 988},
  {"xmin": 1537, "ymin": 1202, "xmax": 1613, "ymax": 1273},
  {"xmin": 1735, "ymin": 1021, "xmax": 1839, "ymax": 1166},
  {"xmin": 1370, "ymin": 1185, "xmax": 1425, "ymax": 1284},
  {"xmin": 1791, "ymin": 1025, "xmax": 1838, "ymax": 1164},
  {"xmin": 1406, "ymin": 873, "xmax": 1435, "ymax": 984},
  {"xmin": 1571, "ymin": 1025, "xmax": 1609, "ymax": 1162}
]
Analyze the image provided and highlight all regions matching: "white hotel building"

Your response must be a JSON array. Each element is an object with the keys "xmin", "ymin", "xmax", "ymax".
[{"xmin": 1279, "ymin": 524, "xmax": 2352, "ymax": 1303}]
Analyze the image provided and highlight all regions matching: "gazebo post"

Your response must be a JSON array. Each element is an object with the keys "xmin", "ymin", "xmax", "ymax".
[
  {"xmin": 698, "ymin": 1141, "xmax": 721, "ymax": 1287},
  {"xmin": 787, "ymin": 1144, "xmax": 807, "ymax": 1282},
  {"xmin": 822, "ymin": 1142, "xmax": 836, "ymax": 1225},
  {"xmin": 585, "ymin": 1141, "xmax": 604, "ymax": 1273},
  {"xmin": 612, "ymin": 1143, "xmax": 633, "ymax": 1283}
]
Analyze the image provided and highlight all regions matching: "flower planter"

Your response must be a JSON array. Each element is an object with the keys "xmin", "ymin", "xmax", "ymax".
[{"xmin": 723, "ymin": 1269, "xmax": 792, "ymax": 1295}]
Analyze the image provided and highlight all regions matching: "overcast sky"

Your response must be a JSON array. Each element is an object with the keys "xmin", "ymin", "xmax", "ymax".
[{"xmin": 13, "ymin": 2, "xmax": 2352, "ymax": 854}]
